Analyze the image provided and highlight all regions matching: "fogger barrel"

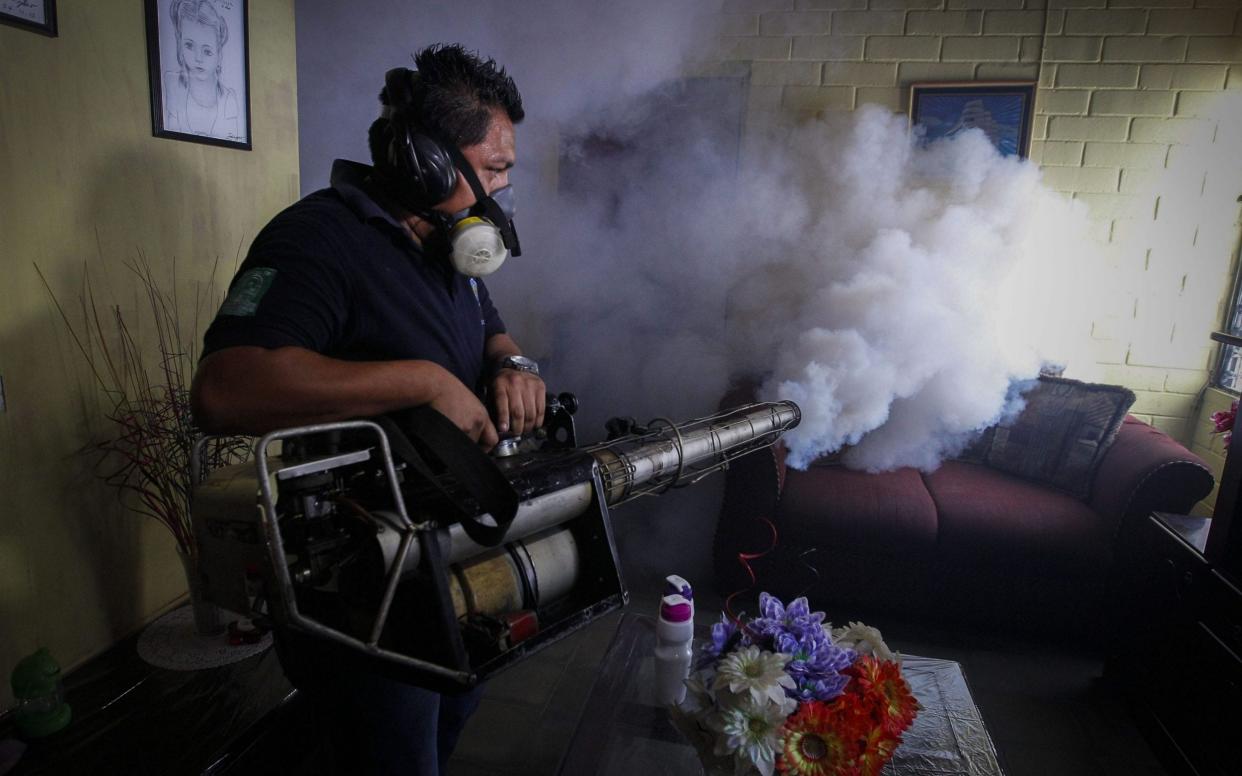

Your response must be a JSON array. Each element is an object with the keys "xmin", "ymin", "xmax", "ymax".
[
  {"xmin": 373, "ymin": 400, "xmax": 802, "ymax": 574},
  {"xmin": 593, "ymin": 400, "xmax": 801, "ymax": 504}
]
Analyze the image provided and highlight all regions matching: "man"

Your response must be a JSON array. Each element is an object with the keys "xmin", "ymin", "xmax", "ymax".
[{"xmin": 191, "ymin": 44, "xmax": 544, "ymax": 775}]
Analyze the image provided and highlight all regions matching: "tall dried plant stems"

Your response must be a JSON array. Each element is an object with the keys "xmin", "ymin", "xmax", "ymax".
[{"xmin": 35, "ymin": 251, "xmax": 250, "ymax": 559}]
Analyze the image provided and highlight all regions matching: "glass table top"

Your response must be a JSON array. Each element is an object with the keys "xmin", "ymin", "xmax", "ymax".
[{"xmin": 558, "ymin": 612, "xmax": 1005, "ymax": 776}]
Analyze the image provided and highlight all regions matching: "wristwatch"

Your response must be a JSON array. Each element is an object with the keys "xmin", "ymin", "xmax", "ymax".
[{"xmin": 497, "ymin": 354, "xmax": 540, "ymax": 376}]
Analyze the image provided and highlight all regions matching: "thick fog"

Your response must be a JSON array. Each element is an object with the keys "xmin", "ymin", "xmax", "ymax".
[{"xmin": 544, "ymin": 99, "xmax": 1100, "ymax": 472}]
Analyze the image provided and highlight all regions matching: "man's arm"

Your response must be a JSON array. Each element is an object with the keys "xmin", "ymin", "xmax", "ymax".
[
  {"xmin": 485, "ymin": 333, "xmax": 546, "ymax": 436},
  {"xmin": 484, "ymin": 332, "xmax": 523, "ymax": 363},
  {"xmin": 191, "ymin": 345, "xmax": 499, "ymax": 448}
]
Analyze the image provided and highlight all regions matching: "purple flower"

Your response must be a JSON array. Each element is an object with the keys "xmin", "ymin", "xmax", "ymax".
[
  {"xmin": 775, "ymin": 630, "xmax": 856, "ymax": 679},
  {"xmin": 741, "ymin": 593, "xmax": 859, "ymax": 703},
  {"xmin": 702, "ymin": 614, "xmax": 747, "ymax": 660},
  {"xmin": 790, "ymin": 673, "xmax": 850, "ymax": 702},
  {"xmin": 748, "ymin": 593, "xmax": 825, "ymax": 646}
]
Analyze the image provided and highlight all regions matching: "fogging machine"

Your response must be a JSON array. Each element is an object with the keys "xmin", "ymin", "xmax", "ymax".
[{"xmin": 190, "ymin": 397, "xmax": 800, "ymax": 692}]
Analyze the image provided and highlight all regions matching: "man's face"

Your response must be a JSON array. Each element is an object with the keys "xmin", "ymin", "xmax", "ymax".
[{"xmin": 435, "ymin": 108, "xmax": 516, "ymax": 216}]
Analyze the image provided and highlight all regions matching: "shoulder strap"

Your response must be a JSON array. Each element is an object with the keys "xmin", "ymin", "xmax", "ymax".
[{"xmin": 374, "ymin": 408, "xmax": 519, "ymax": 547}]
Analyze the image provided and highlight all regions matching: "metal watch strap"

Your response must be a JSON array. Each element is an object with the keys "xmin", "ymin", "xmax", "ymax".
[{"xmin": 497, "ymin": 355, "xmax": 539, "ymax": 376}]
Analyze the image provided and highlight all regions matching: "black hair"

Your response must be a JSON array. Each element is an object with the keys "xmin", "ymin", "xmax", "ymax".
[{"xmin": 368, "ymin": 44, "xmax": 524, "ymax": 166}]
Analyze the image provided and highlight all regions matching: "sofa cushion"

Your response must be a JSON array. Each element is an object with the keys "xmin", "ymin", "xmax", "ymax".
[
  {"xmin": 984, "ymin": 376, "xmax": 1135, "ymax": 499},
  {"xmin": 779, "ymin": 467, "xmax": 938, "ymax": 554},
  {"xmin": 925, "ymin": 461, "xmax": 1113, "ymax": 567}
]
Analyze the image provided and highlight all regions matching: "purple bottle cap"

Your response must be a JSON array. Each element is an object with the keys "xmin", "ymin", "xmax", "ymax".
[
  {"xmin": 664, "ymin": 575, "xmax": 692, "ymax": 601},
  {"xmin": 660, "ymin": 594, "xmax": 693, "ymax": 623}
]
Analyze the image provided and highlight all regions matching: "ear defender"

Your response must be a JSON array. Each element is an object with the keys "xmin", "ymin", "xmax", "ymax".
[{"xmin": 382, "ymin": 67, "xmax": 458, "ymax": 208}]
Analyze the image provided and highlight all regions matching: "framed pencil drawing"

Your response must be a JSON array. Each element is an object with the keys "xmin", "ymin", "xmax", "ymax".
[
  {"xmin": 909, "ymin": 82, "xmax": 1036, "ymax": 160},
  {"xmin": 0, "ymin": 0, "xmax": 57, "ymax": 36},
  {"xmin": 145, "ymin": 0, "xmax": 251, "ymax": 150}
]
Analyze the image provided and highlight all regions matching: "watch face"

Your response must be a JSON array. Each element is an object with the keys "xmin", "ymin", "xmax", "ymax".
[{"xmin": 503, "ymin": 355, "xmax": 539, "ymax": 375}]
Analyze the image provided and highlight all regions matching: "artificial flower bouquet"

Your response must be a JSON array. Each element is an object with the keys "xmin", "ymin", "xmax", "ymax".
[
  {"xmin": 1212, "ymin": 399, "xmax": 1238, "ymax": 448},
  {"xmin": 669, "ymin": 593, "xmax": 918, "ymax": 776}
]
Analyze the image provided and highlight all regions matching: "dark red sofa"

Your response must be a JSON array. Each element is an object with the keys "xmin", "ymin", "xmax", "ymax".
[{"xmin": 713, "ymin": 390, "xmax": 1215, "ymax": 639}]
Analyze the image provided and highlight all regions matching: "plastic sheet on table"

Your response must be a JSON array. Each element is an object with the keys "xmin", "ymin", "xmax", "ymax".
[{"xmin": 888, "ymin": 655, "xmax": 1005, "ymax": 776}]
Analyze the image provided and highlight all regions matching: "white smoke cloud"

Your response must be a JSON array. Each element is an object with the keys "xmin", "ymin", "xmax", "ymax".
[
  {"xmin": 738, "ymin": 109, "xmax": 1100, "ymax": 470},
  {"xmin": 516, "ymin": 102, "xmax": 1100, "ymax": 472}
]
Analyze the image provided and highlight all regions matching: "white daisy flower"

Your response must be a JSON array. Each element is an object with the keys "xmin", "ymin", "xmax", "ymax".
[
  {"xmin": 711, "ymin": 645, "xmax": 795, "ymax": 706},
  {"xmin": 678, "ymin": 668, "xmax": 716, "ymax": 716},
  {"xmin": 711, "ymin": 696, "xmax": 788, "ymax": 776},
  {"xmin": 831, "ymin": 621, "xmax": 896, "ymax": 662}
]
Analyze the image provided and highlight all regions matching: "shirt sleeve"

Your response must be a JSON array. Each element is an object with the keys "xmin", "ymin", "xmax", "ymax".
[
  {"xmin": 202, "ymin": 220, "xmax": 351, "ymax": 358},
  {"xmin": 475, "ymin": 278, "xmax": 507, "ymax": 340}
]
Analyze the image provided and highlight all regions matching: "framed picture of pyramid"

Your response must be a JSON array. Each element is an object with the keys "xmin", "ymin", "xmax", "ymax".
[{"xmin": 910, "ymin": 82, "xmax": 1036, "ymax": 160}]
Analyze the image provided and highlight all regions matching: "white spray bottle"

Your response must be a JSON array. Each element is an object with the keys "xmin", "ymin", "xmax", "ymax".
[{"xmin": 654, "ymin": 576, "xmax": 694, "ymax": 706}]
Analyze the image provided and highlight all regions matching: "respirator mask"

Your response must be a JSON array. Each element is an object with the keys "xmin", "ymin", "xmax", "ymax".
[{"xmin": 444, "ymin": 147, "xmax": 522, "ymax": 278}]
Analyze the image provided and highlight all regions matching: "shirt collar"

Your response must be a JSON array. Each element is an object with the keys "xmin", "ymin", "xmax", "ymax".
[{"xmin": 329, "ymin": 159, "xmax": 404, "ymax": 230}]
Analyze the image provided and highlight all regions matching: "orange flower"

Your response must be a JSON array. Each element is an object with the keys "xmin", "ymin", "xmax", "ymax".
[
  {"xmin": 845, "ymin": 657, "xmax": 919, "ymax": 736},
  {"xmin": 778, "ymin": 701, "xmax": 868, "ymax": 776},
  {"xmin": 856, "ymin": 726, "xmax": 901, "ymax": 776}
]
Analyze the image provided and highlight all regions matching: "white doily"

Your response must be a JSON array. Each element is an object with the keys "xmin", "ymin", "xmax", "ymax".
[{"xmin": 137, "ymin": 606, "xmax": 272, "ymax": 670}]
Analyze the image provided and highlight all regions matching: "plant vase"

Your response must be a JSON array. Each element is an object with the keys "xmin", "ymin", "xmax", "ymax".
[
  {"xmin": 138, "ymin": 545, "xmax": 272, "ymax": 670},
  {"xmin": 176, "ymin": 545, "xmax": 224, "ymax": 637}
]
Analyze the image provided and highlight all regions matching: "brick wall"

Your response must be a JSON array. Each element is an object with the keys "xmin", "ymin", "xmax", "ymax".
[{"xmin": 707, "ymin": 0, "xmax": 1242, "ymax": 505}]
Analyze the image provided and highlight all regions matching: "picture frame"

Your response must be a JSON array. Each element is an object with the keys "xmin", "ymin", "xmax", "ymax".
[
  {"xmin": 0, "ymin": 0, "xmax": 57, "ymax": 36},
  {"xmin": 909, "ymin": 82, "xmax": 1036, "ymax": 160},
  {"xmin": 144, "ymin": 0, "xmax": 251, "ymax": 150}
]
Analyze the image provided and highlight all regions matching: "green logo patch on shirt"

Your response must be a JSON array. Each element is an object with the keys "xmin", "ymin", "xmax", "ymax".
[{"xmin": 219, "ymin": 267, "xmax": 277, "ymax": 317}]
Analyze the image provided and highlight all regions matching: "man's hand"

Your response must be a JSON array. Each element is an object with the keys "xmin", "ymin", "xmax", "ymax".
[
  {"xmin": 431, "ymin": 377, "xmax": 500, "ymax": 451},
  {"xmin": 491, "ymin": 369, "xmax": 546, "ymax": 437}
]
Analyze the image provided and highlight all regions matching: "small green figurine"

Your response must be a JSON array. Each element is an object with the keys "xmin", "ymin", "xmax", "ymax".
[{"xmin": 10, "ymin": 648, "xmax": 71, "ymax": 738}]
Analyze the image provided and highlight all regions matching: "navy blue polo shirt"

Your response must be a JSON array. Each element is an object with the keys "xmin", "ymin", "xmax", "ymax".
[{"xmin": 202, "ymin": 160, "xmax": 506, "ymax": 393}]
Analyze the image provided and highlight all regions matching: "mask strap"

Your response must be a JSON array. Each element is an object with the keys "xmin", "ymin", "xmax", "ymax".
[
  {"xmin": 445, "ymin": 144, "xmax": 521, "ymax": 257},
  {"xmin": 369, "ymin": 168, "xmax": 454, "ymax": 256}
]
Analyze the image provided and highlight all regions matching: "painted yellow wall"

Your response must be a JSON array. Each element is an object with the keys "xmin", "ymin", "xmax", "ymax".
[{"xmin": 0, "ymin": 2, "xmax": 297, "ymax": 706}]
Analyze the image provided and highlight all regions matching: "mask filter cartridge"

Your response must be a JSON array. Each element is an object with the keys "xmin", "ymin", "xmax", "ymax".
[{"xmin": 450, "ymin": 217, "xmax": 509, "ymax": 277}]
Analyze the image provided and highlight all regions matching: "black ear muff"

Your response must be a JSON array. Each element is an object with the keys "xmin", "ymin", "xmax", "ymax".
[{"xmin": 382, "ymin": 67, "xmax": 457, "ymax": 208}]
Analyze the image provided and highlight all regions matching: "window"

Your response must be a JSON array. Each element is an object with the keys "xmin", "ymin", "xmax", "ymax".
[
  {"xmin": 1213, "ymin": 235, "xmax": 1242, "ymax": 394},
  {"xmin": 1216, "ymin": 333, "xmax": 1242, "ymax": 394}
]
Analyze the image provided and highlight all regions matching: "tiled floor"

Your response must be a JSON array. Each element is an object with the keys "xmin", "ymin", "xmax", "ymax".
[{"xmin": 448, "ymin": 589, "xmax": 1170, "ymax": 776}]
